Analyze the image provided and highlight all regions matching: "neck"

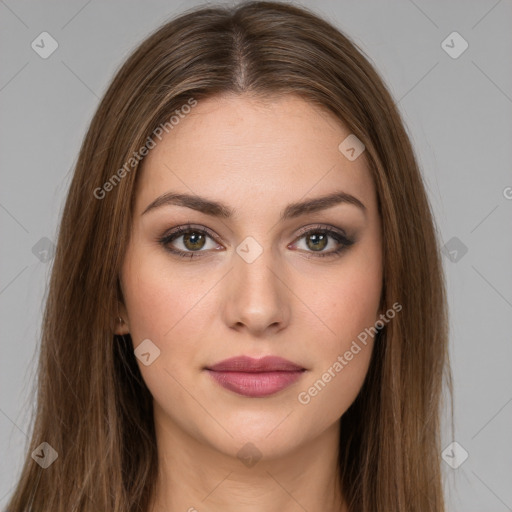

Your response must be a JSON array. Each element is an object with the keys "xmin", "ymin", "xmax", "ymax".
[{"xmin": 148, "ymin": 403, "xmax": 347, "ymax": 512}]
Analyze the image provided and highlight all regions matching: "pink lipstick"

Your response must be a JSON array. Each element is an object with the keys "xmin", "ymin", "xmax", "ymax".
[{"xmin": 205, "ymin": 355, "xmax": 306, "ymax": 398}]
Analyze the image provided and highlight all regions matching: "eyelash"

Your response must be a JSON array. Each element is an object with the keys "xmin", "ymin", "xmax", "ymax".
[{"xmin": 157, "ymin": 223, "xmax": 355, "ymax": 260}]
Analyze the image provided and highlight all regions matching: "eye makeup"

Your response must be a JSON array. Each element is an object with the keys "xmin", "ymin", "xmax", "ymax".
[{"xmin": 156, "ymin": 222, "xmax": 356, "ymax": 261}]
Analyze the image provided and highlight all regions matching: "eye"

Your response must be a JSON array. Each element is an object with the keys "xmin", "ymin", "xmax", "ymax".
[
  {"xmin": 158, "ymin": 224, "xmax": 222, "ymax": 259},
  {"xmin": 289, "ymin": 225, "xmax": 355, "ymax": 259},
  {"xmin": 158, "ymin": 223, "xmax": 355, "ymax": 260}
]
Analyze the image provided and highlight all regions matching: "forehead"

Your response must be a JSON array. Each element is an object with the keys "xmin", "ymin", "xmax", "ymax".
[{"xmin": 134, "ymin": 94, "xmax": 376, "ymax": 219}]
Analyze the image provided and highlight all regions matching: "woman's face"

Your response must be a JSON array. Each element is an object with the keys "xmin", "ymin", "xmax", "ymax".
[{"xmin": 118, "ymin": 93, "xmax": 383, "ymax": 460}]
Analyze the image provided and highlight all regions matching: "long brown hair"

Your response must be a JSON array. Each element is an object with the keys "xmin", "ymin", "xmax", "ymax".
[{"xmin": 5, "ymin": 1, "xmax": 451, "ymax": 511}]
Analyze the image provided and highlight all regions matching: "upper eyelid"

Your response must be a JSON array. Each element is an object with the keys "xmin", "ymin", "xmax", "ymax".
[
  {"xmin": 162, "ymin": 224, "xmax": 220, "ymax": 243},
  {"xmin": 294, "ymin": 223, "xmax": 348, "ymax": 238}
]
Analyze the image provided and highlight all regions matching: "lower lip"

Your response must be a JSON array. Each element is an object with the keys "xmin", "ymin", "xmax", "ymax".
[{"xmin": 205, "ymin": 370, "xmax": 305, "ymax": 397}]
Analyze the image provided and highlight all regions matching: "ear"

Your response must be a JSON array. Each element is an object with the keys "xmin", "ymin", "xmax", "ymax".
[
  {"xmin": 375, "ymin": 305, "xmax": 385, "ymax": 325},
  {"xmin": 375, "ymin": 293, "xmax": 386, "ymax": 324},
  {"xmin": 115, "ymin": 300, "xmax": 130, "ymax": 335},
  {"xmin": 373, "ymin": 302, "xmax": 387, "ymax": 335},
  {"xmin": 115, "ymin": 275, "xmax": 130, "ymax": 335}
]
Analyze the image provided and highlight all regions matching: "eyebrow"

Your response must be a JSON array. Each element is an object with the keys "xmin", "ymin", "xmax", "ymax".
[{"xmin": 141, "ymin": 190, "xmax": 366, "ymax": 220}]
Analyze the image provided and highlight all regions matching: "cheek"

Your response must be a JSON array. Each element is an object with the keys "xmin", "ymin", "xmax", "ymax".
[
  {"xmin": 308, "ymin": 259, "xmax": 382, "ymax": 348},
  {"xmin": 120, "ymin": 252, "xmax": 210, "ymax": 402},
  {"xmin": 122, "ymin": 248, "xmax": 207, "ymax": 342},
  {"xmin": 295, "ymin": 269, "xmax": 379, "ymax": 423},
  {"xmin": 294, "ymin": 252, "xmax": 381, "ymax": 415},
  {"xmin": 120, "ymin": 254, "xmax": 209, "ymax": 396}
]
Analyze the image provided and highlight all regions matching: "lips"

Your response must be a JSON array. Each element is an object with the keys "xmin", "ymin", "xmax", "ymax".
[
  {"xmin": 206, "ymin": 355, "xmax": 305, "ymax": 372},
  {"xmin": 205, "ymin": 356, "xmax": 306, "ymax": 398}
]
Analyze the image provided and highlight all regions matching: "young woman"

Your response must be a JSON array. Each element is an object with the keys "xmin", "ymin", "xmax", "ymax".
[{"xmin": 6, "ymin": 1, "xmax": 451, "ymax": 511}]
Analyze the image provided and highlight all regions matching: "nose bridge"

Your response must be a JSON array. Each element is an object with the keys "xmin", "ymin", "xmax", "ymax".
[
  {"xmin": 234, "ymin": 234, "xmax": 281, "ymax": 299},
  {"xmin": 223, "ymin": 234, "xmax": 289, "ymax": 332}
]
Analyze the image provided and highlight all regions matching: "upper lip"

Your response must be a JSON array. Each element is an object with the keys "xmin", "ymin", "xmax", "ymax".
[{"xmin": 205, "ymin": 356, "xmax": 305, "ymax": 373}]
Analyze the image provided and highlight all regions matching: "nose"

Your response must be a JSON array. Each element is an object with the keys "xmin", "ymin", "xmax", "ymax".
[{"xmin": 221, "ymin": 244, "xmax": 291, "ymax": 337}]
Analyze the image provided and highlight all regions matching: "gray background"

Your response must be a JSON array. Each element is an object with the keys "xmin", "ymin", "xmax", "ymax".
[{"xmin": 1, "ymin": 0, "xmax": 511, "ymax": 509}]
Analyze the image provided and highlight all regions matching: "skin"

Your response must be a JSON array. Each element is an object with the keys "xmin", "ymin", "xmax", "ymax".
[{"xmin": 116, "ymin": 93, "xmax": 383, "ymax": 512}]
